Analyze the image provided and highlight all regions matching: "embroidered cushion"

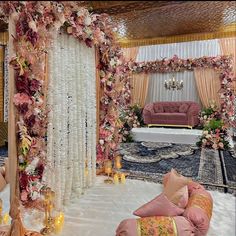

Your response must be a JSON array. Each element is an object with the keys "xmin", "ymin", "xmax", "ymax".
[
  {"xmin": 116, "ymin": 216, "xmax": 195, "ymax": 236},
  {"xmin": 179, "ymin": 104, "xmax": 189, "ymax": 113},
  {"xmin": 183, "ymin": 187, "xmax": 213, "ymax": 236},
  {"xmin": 133, "ymin": 192, "xmax": 184, "ymax": 217},
  {"xmin": 163, "ymin": 169, "xmax": 190, "ymax": 208}
]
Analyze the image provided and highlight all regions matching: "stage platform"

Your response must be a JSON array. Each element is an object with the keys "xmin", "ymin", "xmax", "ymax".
[{"xmin": 131, "ymin": 127, "xmax": 202, "ymax": 144}]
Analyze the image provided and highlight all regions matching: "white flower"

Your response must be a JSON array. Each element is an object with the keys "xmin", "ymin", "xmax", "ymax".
[
  {"xmin": 31, "ymin": 191, "xmax": 41, "ymax": 201},
  {"xmin": 25, "ymin": 158, "xmax": 39, "ymax": 175},
  {"xmin": 202, "ymin": 139, "xmax": 207, "ymax": 143},
  {"xmin": 34, "ymin": 108, "xmax": 41, "ymax": 116},
  {"xmin": 107, "ymin": 80, "xmax": 112, "ymax": 86},
  {"xmin": 203, "ymin": 130, "xmax": 208, "ymax": 135},
  {"xmin": 84, "ymin": 16, "xmax": 92, "ymax": 26},
  {"xmin": 110, "ymin": 58, "xmax": 116, "ymax": 67},
  {"xmin": 28, "ymin": 20, "xmax": 37, "ymax": 32},
  {"xmin": 99, "ymin": 139, "xmax": 104, "ymax": 145}
]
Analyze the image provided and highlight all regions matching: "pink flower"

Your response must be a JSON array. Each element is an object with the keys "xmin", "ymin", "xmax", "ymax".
[
  {"xmin": 21, "ymin": 190, "xmax": 28, "ymax": 201},
  {"xmin": 13, "ymin": 93, "xmax": 32, "ymax": 106}
]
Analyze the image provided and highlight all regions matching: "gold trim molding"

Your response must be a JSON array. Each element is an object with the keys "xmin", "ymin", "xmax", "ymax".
[{"xmin": 119, "ymin": 25, "xmax": 236, "ymax": 48}]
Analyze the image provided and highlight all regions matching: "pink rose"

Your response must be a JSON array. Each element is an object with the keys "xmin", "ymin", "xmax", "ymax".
[
  {"xmin": 21, "ymin": 190, "xmax": 28, "ymax": 201},
  {"xmin": 13, "ymin": 93, "xmax": 32, "ymax": 106}
]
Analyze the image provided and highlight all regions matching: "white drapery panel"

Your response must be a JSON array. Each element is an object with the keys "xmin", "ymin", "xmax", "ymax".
[
  {"xmin": 137, "ymin": 39, "xmax": 221, "ymax": 105},
  {"xmin": 146, "ymin": 71, "xmax": 201, "ymax": 104},
  {"xmin": 46, "ymin": 33, "xmax": 96, "ymax": 210}
]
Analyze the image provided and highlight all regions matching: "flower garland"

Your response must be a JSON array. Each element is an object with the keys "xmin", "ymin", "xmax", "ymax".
[
  {"xmin": 127, "ymin": 55, "xmax": 235, "ymax": 124},
  {"xmin": 0, "ymin": 1, "xmax": 131, "ymax": 203},
  {"xmin": 119, "ymin": 104, "xmax": 144, "ymax": 142}
]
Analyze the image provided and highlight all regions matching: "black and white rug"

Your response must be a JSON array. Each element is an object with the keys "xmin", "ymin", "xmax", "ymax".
[{"xmin": 119, "ymin": 142, "xmax": 236, "ymax": 193}]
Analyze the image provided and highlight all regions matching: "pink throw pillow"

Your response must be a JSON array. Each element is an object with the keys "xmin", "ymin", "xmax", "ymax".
[
  {"xmin": 174, "ymin": 216, "xmax": 196, "ymax": 236},
  {"xmin": 153, "ymin": 104, "xmax": 164, "ymax": 113},
  {"xmin": 183, "ymin": 188, "xmax": 213, "ymax": 236},
  {"xmin": 179, "ymin": 104, "xmax": 189, "ymax": 113},
  {"xmin": 116, "ymin": 219, "xmax": 137, "ymax": 236},
  {"xmin": 133, "ymin": 192, "xmax": 184, "ymax": 217},
  {"xmin": 163, "ymin": 169, "xmax": 190, "ymax": 206}
]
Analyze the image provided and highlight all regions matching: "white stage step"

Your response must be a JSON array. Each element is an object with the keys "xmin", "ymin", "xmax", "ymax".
[{"xmin": 131, "ymin": 127, "xmax": 202, "ymax": 144}]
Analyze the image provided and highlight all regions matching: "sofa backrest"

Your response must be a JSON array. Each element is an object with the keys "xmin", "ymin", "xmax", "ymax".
[{"xmin": 153, "ymin": 101, "xmax": 198, "ymax": 113}]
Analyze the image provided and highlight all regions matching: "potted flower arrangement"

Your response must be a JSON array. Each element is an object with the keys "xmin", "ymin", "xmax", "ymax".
[
  {"xmin": 119, "ymin": 104, "xmax": 144, "ymax": 142},
  {"xmin": 198, "ymin": 101, "xmax": 221, "ymax": 128},
  {"xmin": 196, "ymin": 119, "xmax": 230, "ymax": 150}
]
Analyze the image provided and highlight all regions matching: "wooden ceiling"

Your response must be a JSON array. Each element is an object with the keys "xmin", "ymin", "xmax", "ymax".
[
  {"xmin": 1, "ymin": 1, "xmax": 236, "ymax": 45},
  {"xmin": 82, "ymin": 1, "xmax": 236, "ymax": 46}
]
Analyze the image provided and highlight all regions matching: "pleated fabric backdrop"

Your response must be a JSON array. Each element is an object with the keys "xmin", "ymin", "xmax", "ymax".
[
  {"xmin": 136, "ymin": 39, "xmax": 221, "ymax": 105},
  {"xmin": 46, "ymin": 33, "xmax": 96, "ymax": 210}
]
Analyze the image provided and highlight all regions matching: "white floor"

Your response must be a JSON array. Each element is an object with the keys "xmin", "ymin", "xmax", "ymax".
[
  {"xmin": 132, "ymin": 127, "xmax": 202, "ymax": 144},
  {"xmin": 1, "ymin": 176, "xmax": 235, "ymax": 236}
]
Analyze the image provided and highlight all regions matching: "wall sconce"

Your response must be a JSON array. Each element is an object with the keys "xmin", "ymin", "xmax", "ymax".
[{"xmin": 164, "ymin": 74, "xmax": 183, "ymax": 90}]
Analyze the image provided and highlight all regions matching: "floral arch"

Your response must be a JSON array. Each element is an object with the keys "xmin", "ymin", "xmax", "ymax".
[
  {"xmin": 127, "ymin": 55, "xmax": 235, "ymax": 124},
  {"xmin": 0, "ymin": 1, "xmax": 131, "ymax": 233}
]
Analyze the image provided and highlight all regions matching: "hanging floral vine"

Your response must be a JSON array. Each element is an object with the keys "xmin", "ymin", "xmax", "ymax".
[{"xmin": 0, "ymin": 1, "xmax": 131, "ymax": 204}]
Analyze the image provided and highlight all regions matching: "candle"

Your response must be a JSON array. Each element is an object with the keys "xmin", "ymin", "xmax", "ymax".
[
  {"xmin": 3, "ymin": 213, "xmax": 9, "ymax": 225},
  {"xmin": 115, "ymin": 156, "xmax": 122, "ymax": 169},
  {"xmin": 120, "ymin": 173, "xmax": 126, "ymax": 184},
  {"xmin": 113, "ymin": 174, "xmax": 119, "ymax": 184}
]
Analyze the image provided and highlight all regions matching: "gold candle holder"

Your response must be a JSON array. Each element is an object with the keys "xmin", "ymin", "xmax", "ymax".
[
  {"xmin": 104, "ymin": 160, "xmax": 113, "ymax": 184},
  {"xmin": 40, "ymin": 187, "xmax": 56, "ymax": 235}
]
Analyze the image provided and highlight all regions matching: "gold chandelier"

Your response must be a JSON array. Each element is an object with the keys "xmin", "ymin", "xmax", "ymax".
[{"xmin": 164, "ymin": 75, "xmax": 183, "ymax": 90}]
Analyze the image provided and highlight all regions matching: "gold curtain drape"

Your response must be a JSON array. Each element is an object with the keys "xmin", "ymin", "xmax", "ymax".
[
  {"xmin": 0, "ymin": 46, "xmax": 4, "ymax": 122},
  {"xmin": 194, "ymin": 68, "xmax": 221, "ymax": 108},
  {"xmin": 0, "ymin": 32, "xmax": 8, "ymax": 45},
  {"xmin": 219, "ymin": 37, "xmax": 236, "ymax": 94},
  {"xmin": 122, "ymin": 47, "xmax": 150, "ymax": 107}
]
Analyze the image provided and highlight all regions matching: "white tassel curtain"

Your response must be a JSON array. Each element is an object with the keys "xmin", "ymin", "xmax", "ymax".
[{"xmin": 46, "ymin": 33, "xmax": 96, "ymax": 210}]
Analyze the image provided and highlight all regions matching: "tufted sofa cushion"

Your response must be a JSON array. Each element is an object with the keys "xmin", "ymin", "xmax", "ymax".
[
  {"xmin": 179, "ymin": 104, "xmax": 189, "ymax": 113},
  {"xmin": 163, "ymin": 106, "xmax": 179, "ymax": 113},
  {"xmin": 153, "ymin": 104, "xmax": 164, "ymax": 113}
]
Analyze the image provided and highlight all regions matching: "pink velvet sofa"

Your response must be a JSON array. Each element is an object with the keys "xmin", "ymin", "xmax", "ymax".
[{"xmin": 143, "ymin": 101, "xmax": 200, "ymax": 128}]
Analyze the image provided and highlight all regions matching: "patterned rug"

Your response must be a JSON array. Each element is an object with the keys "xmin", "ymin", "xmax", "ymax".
[
  {"xmin": 119, "ymin": 142, "xmax": 236, "ymax": 193},
  {"xmin": 0, "ymin": 146, "xmax": 7, "ymax": 166}
]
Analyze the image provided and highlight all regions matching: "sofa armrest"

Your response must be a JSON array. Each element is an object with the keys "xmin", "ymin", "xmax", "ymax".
[
  {"xmin": 187, "ymin": 103, "xmax": 201, "ymax": 127},
  {"xmin": 143, "ymin": 103, "xmax": 155, "ymax": 115},
  {"xmin": 143, "ymin": 103, "xmax": 155, "ymax": 124},
  {"xmin": 187, "ymin": 104, "xmax": 200, "ymax": 117}
]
